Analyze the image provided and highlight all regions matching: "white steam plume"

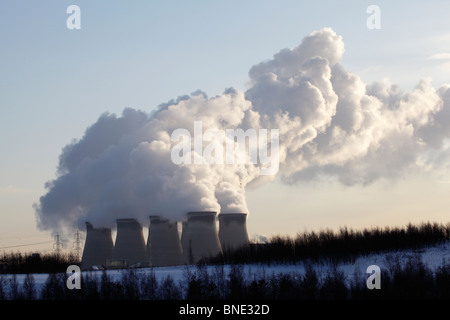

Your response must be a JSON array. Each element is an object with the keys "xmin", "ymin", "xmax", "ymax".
[{"xmin": 34, "ymin": 28, "xmax": 450, "ymax": 233}]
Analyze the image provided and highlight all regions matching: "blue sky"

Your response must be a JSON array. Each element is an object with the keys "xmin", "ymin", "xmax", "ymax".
[{"xmin": 1, "ymin": 1, "xmax": 450, "ymax": 252}]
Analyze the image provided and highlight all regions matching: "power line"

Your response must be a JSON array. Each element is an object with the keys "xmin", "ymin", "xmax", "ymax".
[
  {"xmin": 0, "ymin": 240, "xmax": 54, "ymax": 250},
  {"xmin": 0, "ymin": 231, "xmax": 83, "ymax": 253}
]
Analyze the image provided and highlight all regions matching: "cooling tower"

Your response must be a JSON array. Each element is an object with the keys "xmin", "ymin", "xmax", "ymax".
[
  {"xmin": 218, "ymin": 213, "xmax": 250, "ymax": 251},
  {"xmin": 80, "ymin": 222, "xmax": 113, "ymax": 270},
  {"xmin": 112, "ymin": 218, "xmax": 147, "ymax": 267},
  {"xmin": 147, "ymin": 216, "xmax": 182, "ymax": 267},
  {"xmin": 180, "ymin": 221, "xmax": 189, "ymax": 264},
  {"xmin": 184, "ymin": 211, "xmax": 222, "ymax": 264}
]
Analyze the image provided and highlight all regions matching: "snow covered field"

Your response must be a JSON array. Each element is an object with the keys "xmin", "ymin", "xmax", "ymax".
[{"xmin": 1, "ymin": 240, "xmax": 449, "ymax": 299}]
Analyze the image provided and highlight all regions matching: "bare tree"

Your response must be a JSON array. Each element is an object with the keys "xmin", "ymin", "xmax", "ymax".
[{"xmin": 23, "ymin": 273, "xmax": 36, "ymax": 300}]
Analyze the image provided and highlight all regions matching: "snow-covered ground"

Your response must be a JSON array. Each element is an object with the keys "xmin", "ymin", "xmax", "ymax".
[{"xmin": 1, "ymin": 240, "xmax": 449, "ymax": 299}]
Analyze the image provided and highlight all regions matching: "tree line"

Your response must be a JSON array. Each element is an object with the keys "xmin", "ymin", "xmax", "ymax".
[
  {"xmin": 0, "ymin": 253, "xmax": 449, "ymax": 300},
  {"xmin": 1, "ymin": 221, "xmax": 448, "ymax": 274},
  {"xmin": 214, "ymin": 221, "xmax": 450, "ymax": 265},
  {"xmin": 0, "ymin": 252, "xmax": 79, "ymax": 275}
]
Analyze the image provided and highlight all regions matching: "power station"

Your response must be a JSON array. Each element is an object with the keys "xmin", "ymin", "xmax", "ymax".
[
  {"xmin": 218, "ymin": 213, "xmax": 249, "ymax": 251},
  {"xmin": 183, "ymin": 211, "xmax": 223, "ymax": 264},
  {"xmin": 80, "ymin": 211, "xmax": 250, "ymax": 270},
  {"xmin": 112, "ymin": 218, "xmax": 147, "ymax": 267},
  {"xmin": 80, "ymin": 222, "xmax": 113, "ymax": 270},
  {"xmin": 147, "ymin": 215, "xmax": 182, "ymax": 267}
]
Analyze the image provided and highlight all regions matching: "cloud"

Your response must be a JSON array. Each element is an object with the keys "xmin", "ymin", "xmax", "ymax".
[
  {"xmin": 34, "ymin": 28, "xmax": 450, "ymax": 234},
  {"xmin": 427, "ymin": 53, "xmax": 450, "ymax": 73},
  {"xmin": 428, "ymin": 53, "xmax": 450, "ymax": 60}
]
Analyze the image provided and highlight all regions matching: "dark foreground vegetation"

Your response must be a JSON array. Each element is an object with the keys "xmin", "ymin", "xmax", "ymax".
[
  {"xmin": 1, "ymin": 222, "xmax": 448, "ymax": 274},
  {"xmin": 214, "ymin": 221, "xmax": 450, "ymax": 265},
  {"xmin": 0, "ymin": 221, "xmax": 448, "ymax": 299},
  {"xmin": 0, "ymin": 253, "xmax": 449, "ymax": 300},
  {"xmin": 0, "ymin": 252, "xmax": 79, "ymax": 275}
]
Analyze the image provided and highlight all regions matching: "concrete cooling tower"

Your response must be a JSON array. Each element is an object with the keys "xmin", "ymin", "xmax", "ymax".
[
  {"xmin": 180, "ymin": 221, "xmax": 189, "ymax": 264},
  {"xmin": 147, "ymin": 216, "xmax": 182, "ymax": 267},
  {"xmin": 80, "ymin": 222, "xmax": 113, "ymax": 270},
  {"xmin": 112, "ymin": 218, "xmax": 147, "ymax": 267},
  {"xmin": 218, "ymin": 213, "xmax": 250, "ymax": 251},
  {"xmin": 183, "ymin": 211, "xmax": 222, "ymax": 264}
]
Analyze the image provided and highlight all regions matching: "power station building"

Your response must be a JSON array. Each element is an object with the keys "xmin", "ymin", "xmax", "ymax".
[
  {"xmin": 80, "ymin": 211, "xmax": 250, "ymax": 270},
  {"xmin": 183, "ymin": 211, "xmax": 223, "ymax": 264},
  {"xmin": 147, "ymin": 215, "xmax": 182, "ymax": 267},
  {"xmin": 80, "ymin": 222, "xmax": 113, "ymax": 270},
  {"xmin": 218, "ymin": 213, "xmax": 249, "ymax": 251},
  {"xmin": 111, "ymin": 218, "xmax": 147, "ymax": 268}
]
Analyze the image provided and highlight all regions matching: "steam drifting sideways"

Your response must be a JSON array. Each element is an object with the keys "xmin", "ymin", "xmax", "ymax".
[{"xmin": 35, "ymin": 28, "xmax": 450, "ymax": 234}]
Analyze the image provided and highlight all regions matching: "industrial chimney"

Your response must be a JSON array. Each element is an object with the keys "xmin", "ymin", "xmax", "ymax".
[
  {"xmin": 80, "ymin": 222, "xmax": 113, "ymax": 270},
  {"xmin": 147, "ymin": 216, "xmax": 182, "ymax": 267},
  {"xmin": 112, "ymin": 218, "xmax": 147, "ymax": 267},
  {"xmin": 183, "ymin": 211, "xmax": 222, "ymax": 264},
  {"xmin": 218, "ymin": 213, "xmax": 250, "ymax": 252}
]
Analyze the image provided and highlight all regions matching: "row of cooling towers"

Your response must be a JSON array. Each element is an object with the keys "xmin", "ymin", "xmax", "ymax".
[{"xmin": 80, "ymin": 212, "xmax": 249, "ymax": 270}]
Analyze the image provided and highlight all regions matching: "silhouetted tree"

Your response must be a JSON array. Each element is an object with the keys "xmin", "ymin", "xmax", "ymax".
[{"xmin": 23, "ymin": 273, "xmax": 36, "ymax": 300}]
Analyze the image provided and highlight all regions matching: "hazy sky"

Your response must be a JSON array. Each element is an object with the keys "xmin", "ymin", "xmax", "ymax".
[{"xmin": 1, "ymin": 1, "xmax": 450, "ymax": 253}]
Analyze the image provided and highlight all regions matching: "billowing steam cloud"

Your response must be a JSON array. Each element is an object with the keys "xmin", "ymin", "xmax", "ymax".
[{"xmin": 34, "ymin": 28, "xmax": 450, "ymax": 233}]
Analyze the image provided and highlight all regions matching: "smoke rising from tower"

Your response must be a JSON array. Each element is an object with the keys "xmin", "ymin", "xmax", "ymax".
[{"xmin": 34, "ymin": 28, "xmax": 450, "ymax": 234}]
